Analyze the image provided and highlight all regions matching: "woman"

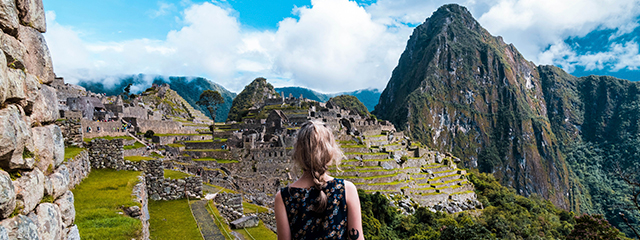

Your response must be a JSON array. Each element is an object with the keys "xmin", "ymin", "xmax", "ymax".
[{"xmin": 274, "ymin": 121, "xmax": 364, "ymax": 240}]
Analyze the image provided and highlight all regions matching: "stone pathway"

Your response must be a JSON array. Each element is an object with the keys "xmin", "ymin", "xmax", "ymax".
[{"xmin": 191, "ymin": 200, "xmax": 226, "ymax": 240}]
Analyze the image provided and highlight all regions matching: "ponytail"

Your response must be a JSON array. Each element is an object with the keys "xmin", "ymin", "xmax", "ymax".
[{"xmin": 292, "ymin": 121, "xmax": 344, "ymax": 213}]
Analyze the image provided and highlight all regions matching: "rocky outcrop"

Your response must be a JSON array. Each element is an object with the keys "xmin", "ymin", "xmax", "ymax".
[
  {"xmin": 0, "ymin": 0, "xmax": 86, "ymax": 237},
  {"xmin": 372, "ymin": 4, "xmax": 571, "ymax": 208}
]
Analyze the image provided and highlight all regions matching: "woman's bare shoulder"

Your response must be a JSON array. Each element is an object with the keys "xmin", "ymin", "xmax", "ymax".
[{"xmin": 342, "ymin": 180, "xmax": 358, "ymax": 192}]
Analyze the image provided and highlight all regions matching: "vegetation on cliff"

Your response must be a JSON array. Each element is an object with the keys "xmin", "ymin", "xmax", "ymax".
[
  {"xmin": 360, "ymin": 171, "xmax": 629, "ymax": 239},
  {"xmin": 328, "ymin": 95, "xmax": 370, "ymax": 117},
  {"xmin": 226, "ymin": 77, "xmax": 280, "ymax": 122}
]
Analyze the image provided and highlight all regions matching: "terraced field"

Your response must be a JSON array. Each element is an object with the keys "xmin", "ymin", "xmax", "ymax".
[{"xmin": 331, "ymin": 132, "xmax": 476, "ymax": 206}]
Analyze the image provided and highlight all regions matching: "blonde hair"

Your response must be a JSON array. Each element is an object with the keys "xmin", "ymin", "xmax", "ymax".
[{"xmin": 293, "ymin": 120, "xmax": 344, "ymax": 212}]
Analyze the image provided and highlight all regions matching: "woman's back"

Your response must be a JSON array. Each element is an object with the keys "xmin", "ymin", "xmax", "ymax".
[{"xmin": 280, "ymin": 178, "xmax": 348, "ymax": 239}]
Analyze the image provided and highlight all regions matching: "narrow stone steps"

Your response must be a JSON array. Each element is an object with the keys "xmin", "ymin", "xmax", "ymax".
[{"xmin": 190, "ymin": 200, "xmax": 226, "ymax": 240}]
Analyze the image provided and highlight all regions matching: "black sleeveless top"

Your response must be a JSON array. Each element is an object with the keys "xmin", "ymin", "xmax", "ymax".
[{"xmin": 280, "ymin": 178, "xmax": 348, "ymax": 240}]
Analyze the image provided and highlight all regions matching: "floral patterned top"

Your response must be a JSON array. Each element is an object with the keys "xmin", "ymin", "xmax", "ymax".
[{"xmin": 280, "ymin": 178, "xmax": 348, "ymax": 240}]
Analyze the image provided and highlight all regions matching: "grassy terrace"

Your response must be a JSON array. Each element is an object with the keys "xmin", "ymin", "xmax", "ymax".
[
  {"xmin": 192, "ymin": 157, "xmax": 239, "ymax": 163},
  {"xmin": 73, "ymin": 169, "xmax": 142, "ymax": 240},
  {"xmin": 123, "ymin": 142, "xmax": 145, "ymax": 150},
  {"xmin": 124, "ymin": 156, "xmax": 155, "ymax": 162},
  {"xmin": 184, "ymin": 138, "xmax": 228, "ymax": 143},
  {"xmin": 186, "ymin": 149, "xmax": 230, "ymax": 152},
  {"xmin": 164, "ymin": 169, "xmax": 192, "ymax": 179},
  {"xmin": 83, "ymin": 136, "xmax": 134, "ymax": 143},
  {"xmin": 341, "ymin": 144, "xmax": 366, "ymax": 148},
  {"xmin": 341, "ymin": 172, "xmax": 398, "ymax": 180},
  {"xmin": 207, "ymin": 200, "xmax": 276, "ymax": 240},
  {"xmin": 344, "ymin": 152, "xmax": 388, "ymax": 156},
  {"xmin": 153, "ymin": 133, "xmax": 209, "ymax": 137},
  {"xmin": 166, "ymin": 143, "xmax": 185, "ymax": 148},
  {"xmin": 204, "ymin": 183, "xmax": 238, "ymax": 194},
  {"xmin": 64, "ymin": 146, "xmax": 85, "ymax": 160},
  {"xmin": 149, "ymin": 199, "xmax": 201, "ymax": 240}
]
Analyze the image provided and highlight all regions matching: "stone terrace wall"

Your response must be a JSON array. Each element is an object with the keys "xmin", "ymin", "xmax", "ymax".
[
  {"xmin": 144, "ymin": 160, "xmax": 203, "ymax": 201},
  {"xmin": 214, "ymin": 193, "xmax": 243, "ymax": 221},
  {"xmin": 0, "ymin": 0, "xmax": 90, "ymax": 238},
  {"xmin": 132, "ymin": 176, "xmax": 150, "ymax": 240},
  {"xmin": 55, "ymin": 118, "xmax": 83, "ymax": 147},
  {"xmin": 128, "ymin": 118, "xmax": 189, "ymax": 135},
  {"xmin": 82, "ymin": 119, "xmax": 129, "ymax": 139},
  {"xmin": 152, "ymin": 134, "xmax": 212, "ymax": 145},
  {"xmin": 87, "ymin": 139, "xmax": 143, "ymax": 171}
]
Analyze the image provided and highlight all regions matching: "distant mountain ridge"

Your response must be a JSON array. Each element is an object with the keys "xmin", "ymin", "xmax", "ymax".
[
  {"xmin": 77, "ymin": 74, "xmax": 236, "ymax": 122},
  {"xmin": 275, "ymin": 87, "xmax": 381, "ymax": 111}
]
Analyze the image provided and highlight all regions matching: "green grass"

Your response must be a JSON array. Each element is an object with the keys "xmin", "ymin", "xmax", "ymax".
[
  {"xmin": 184, "ymin": 139, "xmax": 213, "ymax": 143},
  {"xmin": 149, "ymin": 199, "xmax": 201, "ymax": 240},
  {"xmin": 150, "ymin": 152, "xmax": 163, "ymax": 158},
  {"xmin": 123, "ymin": 142, "xmax": 145, "ymax": 150},
  {"xmin": 341, "ymin": 144, "xmax": 366, "ymax": 148},
  {"xmin": 192, "ymin": 157, "xmax": 239, "ymax": 163},
  {"xmin": 341, "ymin": 173, "xmax": 399, "ymax": 180},
  {"xmin": 164, "ymin": 170, "xmax": 192, "ymax": 179},
  {"xmin": 73, "ymin": 169, "xmax": 142, "ymax": 240},
  {"xmin": 344, "ymin": 152, "xmax": 388, "ymax": 156},
  {"xmin": 84, "ymin": 136, "xmax": 134, "ymax": 143},
  {"xmin": 124, "ymin": 156, "xmax": 155, "ymax": 162},
  {"xmin": 243, "ymin": 202, "xmax": 269, "ymax": 214},
  {"xmin": 204, "ymin": 183, "xmax": 238, "ymax": 194},
  {"xmin": 64, "ymin": 146, "xmax": 85, "ymax": 160},
  {"xmin": 238, "ymin": 221, "xmax": 277, "ymax": 240},
  {"xmin": 166, "ymin": 143, "xmax": 185, "ymax": 148},
  {"xmin": 186, "ymin": 149, "xmax": 230, "ymax": 152},
  {"xmin": 153, "ymin": 133, "xmax": 209, "ymax": 137}
]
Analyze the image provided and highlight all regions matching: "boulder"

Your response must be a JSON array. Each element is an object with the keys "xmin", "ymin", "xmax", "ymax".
[
  {"xmin": 13, "ymin": 168, "xmax": 44, "ymax": 214},
  {"xmin": 123, "ymin": 206, "xmax": 141, "ymax": 218},
  {"xmin": 4, "ymin": 65, "xmax": 27, "ymax": 102},
  {"xmin": 17, "ymin": 25, "xmax": 53, "ymax": 84},
  {"xmin": 0, "ymin": 0, "xmax": 19, "ymax": 35},
  {"xmin": 229, "ymin": 215, "xmax": 259, "ymax": 229},
  {"xmin": 30, "ymin": 84, "xmax": 58, "ymax": 123},
  {"xmin": 35, "ymin": 203, "xmax": 63, "ymax": 240},
  {"xmin": 0, "ymin": 214, "xmax": 39, "ymax": 239},
  {"xmin": 0, "ymin": 30, "xmax": 26, "ymax": 69},
  {"xmin": 0, "ymin": 171, "xmax": 15, "ymax": 219},
  {"xmin": 43, "ymin": 175, "xmax": 52, "ymax": 196},
  {"xmin": 64, "ymin": 225, "xmax": 79, "ymax": 240},
  {"xmin": 49, "ymin": 165, "xmax": 69, "ymax": 199},
  {"xmin": 32, "ymin": 124, "xmax": 64, "ymax": 172},
  {"xmin": 0, "ymin": 105, "xmax": 33, "ymax": 170},
  {"xmin": 15, "ymin": 0, "xmax": 45, "ymax": 33},
  {"xmin": 54, "ymin": 191, "xmax": 74, "ymax": 227}
]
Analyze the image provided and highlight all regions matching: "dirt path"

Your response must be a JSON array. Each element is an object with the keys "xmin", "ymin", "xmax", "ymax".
[{"xmin": 191, "ymin": 200, "xmax": 226, "ymax": 240}]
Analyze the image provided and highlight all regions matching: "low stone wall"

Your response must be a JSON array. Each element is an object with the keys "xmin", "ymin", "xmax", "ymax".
[
  {"xmin": 132, "ymin": 176, "xmax": 150, "ymax": 240},
  {"xmin": 129, "ymin": 119, "xmax": 190, "ymax": 135},
  {"xmin": 124, "ymin": 147, "xmax": 147, "ymax": 157},
  {"xmin": 144, "ymin": 160, "xmax": 203, "ymax": 201},
  {"xmin": 214, "ymin": 193, "xmax": 243, "ymax": 221},
  {"xmin": 257, "ymin": 212, "xmax": 276, "ymax": 233},
  {"xmin": 65, "ymin": 150, "xmax": 91, "ymax": 188},
  {"xmin": 87, "ymin": 139, "xmax": 143, "ymax": 171}
]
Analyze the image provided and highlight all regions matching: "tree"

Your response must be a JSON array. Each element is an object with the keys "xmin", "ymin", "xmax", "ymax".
[
  {"xmin": 567, "ymin": 214, "xmax": 624, "ymax": 240},
  {"xmin": 196, "ymin": 90, "xmax": 224, "ymax": 137}
]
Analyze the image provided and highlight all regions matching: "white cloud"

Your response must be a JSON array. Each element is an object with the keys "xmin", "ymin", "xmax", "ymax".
[
  {"xmin": 149, "ymin": 2, "xmax": 177, "ymax": 18},
  {"xmin": 44, "ymin": 0, "xmax": 640, "ymax": 94}
]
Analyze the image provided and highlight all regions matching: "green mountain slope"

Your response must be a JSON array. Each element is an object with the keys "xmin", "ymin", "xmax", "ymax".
[
  {"xmin": 77, "ymin": 74, "xmax": 236, "ymax": 122},
  {"xmin": 373, "ymin": 4, "xmax": 640, "ymax": 235},
  {"xmin": 227, "ymin": 77, "xmax": 280, "ymax": 122}
]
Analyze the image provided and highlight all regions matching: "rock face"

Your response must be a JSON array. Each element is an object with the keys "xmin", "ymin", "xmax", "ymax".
[
  {"xmin": 373, "ymin": 4, "xmax": 571, "ymax": 208},
  {"xmin": 0, "ymin": 171, "xmax": 15, "ymax": 219},
  {"xmin": 0, "ymin": 0, "xmax": 85, "ymax": 238}
]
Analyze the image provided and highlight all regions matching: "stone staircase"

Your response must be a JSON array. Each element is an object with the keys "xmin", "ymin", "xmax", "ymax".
[{"xmin": 330, "ymin": 131, "xmax": 476, "ymax": 207}]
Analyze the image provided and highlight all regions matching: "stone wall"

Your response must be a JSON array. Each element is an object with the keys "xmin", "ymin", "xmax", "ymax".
[
  {"xmin": 126, "ymin": 118, "xmax": 189, "ymax": 135},
  {"xmin": 87, "ymin": 139, "xmax": 143, "ymax": 171},
  {"xmin": 0, "ymin": 0, "xmax": 91, "ymax": 237},
  {"xmin": 55, "ymin": 118, "xmax": 83, "ymax": 147},
  {"xmin": 132, "ymin": 176, "xmax": 150, "ymax": 240},
  {"xmin": 214, "ymin": 193, "xmax": 243, "ymax": 221},
  {"xmin": 144, "ymin": 160, "xmax": 203, "ymax": 201},
  {"xmin": 81, "ymin": 119, "xmax": 129, "ymax": 139}
]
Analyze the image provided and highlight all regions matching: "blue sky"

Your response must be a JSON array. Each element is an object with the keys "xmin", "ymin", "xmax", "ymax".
[{"xmin": 43, "ymin": 0, "xmax": 640, "ymax": 93}]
